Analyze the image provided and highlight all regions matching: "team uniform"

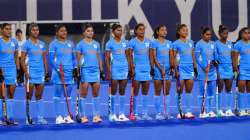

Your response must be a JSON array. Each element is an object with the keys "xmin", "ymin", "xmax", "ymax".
[
  {"xmin": 22, "ymin": 39, "xmax": 47, "ymax": 123},
  {"xmin": 76, "ymin": 40, "xmax": 102, "ymax": 119},
  {"xmin": 172, "ymin": 39, "xmax": 195, "ymax": 116},
  {"xmin": 105, "ymin": 38, "xmax": 129, "ymax": 121},
  {"xmin": 128, "ymin": 37, "xmax": 151, "ymax": 119},
  {"xmin": 233, "ymin": 40, "xmax": 250, "ymax": 115},
  {"xmin": 151, "ymin": 39, "xmax": 172, "ymax": 119},
  {"xmin": 195, "ymin": 39, "xmax": 217, "ymax": 118},
  {"xmin": 214, "ymin": 40, "xmax": 234, "ymax": 116},
  {"xmin": 49, "ymin": 39, "xmax": 76, "ymax": 124},
  {"xmin": 0, "ymin": 37, "xmax": 18, "ymax": 122}
]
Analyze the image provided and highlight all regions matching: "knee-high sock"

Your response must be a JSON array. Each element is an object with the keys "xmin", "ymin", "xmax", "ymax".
[
  {"xmin": 218, "ymin": 92, "xmax": 223, "ymax": 110},
  {"xmin": 64, "ymin": 97, "xmax": 72, "ymax": 117},
  {"xmin": 54, "ymin": 84, "xmax": 63, "ymax": 117},
  {"xmin": 154, "ymin": 95, "xmax": 161, "ymax": 114},
  {"xmin": 110, "ymin": 95, "xmax": 115, "ymax": 114},
  {"xmin": 247, "ymin": 93, "xmax": 250, "ymax": 110},
  {"xmin": 119, "ymin": 95, "xmax": 125, "ymax": 115},
  {"xmin": 53, "ymin": 97, "xmax": 61, "ymax": 117},
  {"xmin": 36, "ymin": 99, "xmax": 44, "ymax": 119},
  {"xmin": 238, "ymin": 93, "xmax": 244, "ymax": 111},
  {"xmin": 207, "ymin": 81, "xmax": 216, "ymax": 112},
  {"xmin": 6, "ymin": 99, "xmax": 14, "ymax": 119},
  {"xmin": 166, "ymin": 95, "xmax": 170, "ymax": 113},
  {"xmin": 79, "ymin": 97, "xmax": 86, "ymax": 116},
  {"xmin": 133, "ymin": 96, "xmax": 138, "ymax": 115},
  {"xmin": 142, "ymin": 95, "xmax": 149, "ymax": 114},
  {"xmin": 92, "ymin": 97, "xmax": 100, "ymax": 116},
  {"xmin": 64, "ymin": 84, "xmax": 73, "ymax": 117},
  {"xmin": 225, "ymin": 92, "xmax": 233, "ymax": 110},
  {"xmin": 184, "ymin": 93, "xmax": 192, "ymax": 113}
]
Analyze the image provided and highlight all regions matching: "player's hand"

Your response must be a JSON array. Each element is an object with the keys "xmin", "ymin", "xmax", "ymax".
[
  {"xmin": 212, "ymin": 60, "xmax": 219, "ymax": 67},
  {"xmin": 45, "ymin": 72, "xmax": 50, "ymax": 82},
  {"xmin": 100, "ymin": 71, "xmax": 105, "ymax": 80},
  {"xmin": 194, "ymin": 67, "xmax": 198, "ymax": 78}
]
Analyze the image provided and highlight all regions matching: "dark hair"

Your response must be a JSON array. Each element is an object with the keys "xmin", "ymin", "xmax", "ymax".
[
  {"xmin": 111, "ymin": 23, "xmax": 122, "ymax": 32},
  {"xmin": 176, "ymin": 24, "xmax": 187, "ymax": 39},
  {"xmin": 28, "ymin": 23, "xmax": 39, "ymax": 35},
  {"xmin": 134, "ymin": 23, "xmax": 145, "ymax": 36},
  {"xmin": 218, "ymin": 25, "xmax": 228, "ymax": 34},
  {"xmin": 153, "ymin": 25, "xmax": 166, "ymax": 39},
  {"xmin": 82, "ymin": 23, "xmax": 94, "ymax": 33},
  {"xmin": 54, "ymin": 24, "xmax": 67, "ymax": 33},
  {"xmin": 1, "ymin": 23, "xmax": 11, "ymax": 29},
  {"xmin": 15, "ymin": 29, "xmax": 22, "ymax": 36},
  {"xmin": 201, "ymin": 26, "xmax": 212, "ymax": 35},
  {"xmin": 236, "ymin": 27, "xmax": 250, "ymax": 42}
]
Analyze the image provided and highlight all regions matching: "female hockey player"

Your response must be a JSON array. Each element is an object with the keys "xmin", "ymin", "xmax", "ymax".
[
  {"xmin": 150, "ymin": 25, "xmax": 174, "ymax": 120},
  {"xmin": 173, "ymin": 24, "xmax": 197, "ymax": 119},
  {"xmin": 105, "ymin": 24, "xmax": 130, "ymax": 122},
  {"xmin": 21, "ymin": 23, "xmax": 49, "ymax": 124},
  {"xmin": 49, "ymin": 24, "xmax": 77, "ymax": 124},
  {"xmin": 76, "ymin": 23, "xmax": 105, "ymax": 123}
]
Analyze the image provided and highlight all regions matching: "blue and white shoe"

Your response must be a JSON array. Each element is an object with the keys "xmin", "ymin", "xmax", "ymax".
[
  {"xmin": 37, "ymin": 117, "xmax": 48, "ymax": 125},
  {"xmin": 134, "ymin": 114, "xmax": 142, "ymax": 121},
  {"xmin": 155, "ymin": 113, "xmax": 165, "ymax": 120},
  {"xmin": 142, "ymin": 113, "xmax": 153, "ymax": 121},
  {"xmin": 109, "ymin": 114, "xmax": 119, "ymax": 122}
]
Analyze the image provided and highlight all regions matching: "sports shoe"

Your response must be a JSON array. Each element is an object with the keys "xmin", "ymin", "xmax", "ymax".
[
  {"xmin": 177, "ymin": 113, "xmax": 185, "ymax": 119},
  {"xmin": 81, "ymin": 116, "xmax": 89, "ymax": 124},
  {"xmin": 155, "ymin": 113, "xmax": 165, "ymax": 120},
  {"xmin": 37, "ymin": 117, "xmax": 48, "ymax": 125},
  {"xmin": 93, "ymin": 115, "xmax": 102, "ymax": 123},
  {"xmin": 118, "ymin": 114, "xmax": 129, "ymax": 122},
  {"xmin": 225, "ymin": 110, "xmax": 234, "ymax": 117},
  {"xmin": 142, "ymin": 113, "xmax": 153, "ymax": 121},
  {"xmin": 109, "ymin": 114, "xmax": 119, "ymax": 122},
  {"xmin": 185, "ymin": 112, "xmax": 195, "ymax": 119},
  {"xmin": 199, "ymin": 112, "xmax": 209, "ymax": 118},
  {"xmin": 56, "ymin": 115, "xmax": 65, "ymax": 124},
  {"xmin": 217, "ymin": 110, "xmax": 225, "ymax": 117},
  {"xmin": 64, "ymin": 115, "xmax": 74, "ymax": 124},
  {"xmin": 238, "ymin": 110, "xmax": 248, "ymax": 116},
  {"xmin": 134, "ymin": 114, "xmax": 142, "ymax": 121},
  {"xmin": 207, "ymin": 111, "xmax": 216, "ymax": 118}
]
